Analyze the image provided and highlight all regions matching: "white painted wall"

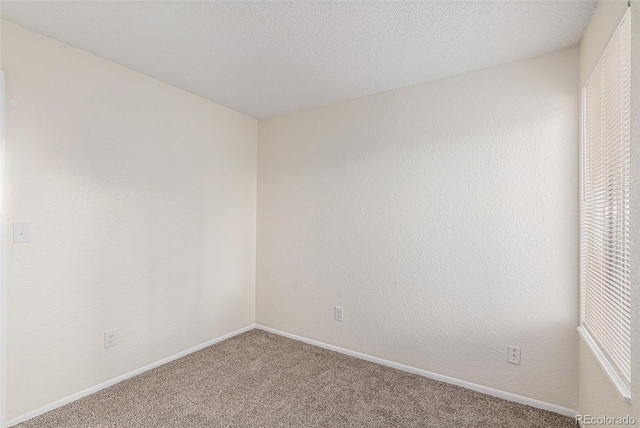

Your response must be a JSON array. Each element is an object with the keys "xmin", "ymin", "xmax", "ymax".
[
  {"xmin": 1, "ymin": 21, "xmax": 257, "ymax": 421},
  {"xmin": 256, "ymin": 48, "xmax": 580, "ymax": 410},
  {"xmin": 578, "ymin": 1, "xmax": 640, "ymax": 424}
]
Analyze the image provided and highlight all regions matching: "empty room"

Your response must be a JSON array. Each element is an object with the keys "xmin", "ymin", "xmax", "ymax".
[{"xmin": 0, "ymin": 0, "xmax": 638, "ymax": 427}]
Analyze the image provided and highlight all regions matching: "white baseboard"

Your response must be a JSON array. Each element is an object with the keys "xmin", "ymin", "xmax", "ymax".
[
  {"xmin": 8, "ymin": 324, "xmax": 578, "ymax": 426},
  {"xmin": 6, "ymin": 324, "xmax": 256, "ymax": 427},
  {"xmin": 255, "ymin": 324, "xmax": 579, "ymax": 419}
]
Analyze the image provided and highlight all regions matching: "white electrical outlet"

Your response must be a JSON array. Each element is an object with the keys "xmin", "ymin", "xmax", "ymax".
[
  {"xmin": 334, "ymin": 306, "xmax": 343, "ymax": 322},
  {"xmin": 104, "ymin": 330, "xmax": 118, "ymax": 349},
  {"xmin": 13, "ymin": 222, "xmax": 31, "ymax": 243},
  {"xmin": 507, "ymin": 345, "xmax": 521, "ymax": 365}
]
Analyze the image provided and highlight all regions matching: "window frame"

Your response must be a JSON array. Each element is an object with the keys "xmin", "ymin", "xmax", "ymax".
[{"xmin": 578, "ymin": 7, "xmax": 632, "ymax": 404}]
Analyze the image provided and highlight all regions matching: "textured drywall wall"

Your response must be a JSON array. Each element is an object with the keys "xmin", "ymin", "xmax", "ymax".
[
  {"xmin": 578, "ymin": 1, "xmax": 640, "ymax": 424},
  {"xmin": 1, "ymin": 21, "xmax": 257, "ymax": 420},
  {"xmin": 257, "ymin": 48, "xmax": 580, "ymax": 409}
]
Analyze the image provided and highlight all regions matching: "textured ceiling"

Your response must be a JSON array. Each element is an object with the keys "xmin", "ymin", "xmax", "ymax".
[{"xmin": 1, "ymin": 1, "xmax": 596, "ymax": 118}]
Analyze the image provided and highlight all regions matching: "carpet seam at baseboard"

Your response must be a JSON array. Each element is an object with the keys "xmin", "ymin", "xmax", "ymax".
[
  {"xmin": 6, "ymin": 324, "xmax": 256, "ymax": 427},
  {"xmin": 8, "ymin": 324, "xmax": 578, "ymax": 426},
  {"xmin": 254, "ymin": 324, "xmax": 578, "ymax": 419}
]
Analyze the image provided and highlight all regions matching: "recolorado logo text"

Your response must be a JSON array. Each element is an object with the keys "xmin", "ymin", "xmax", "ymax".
[{"xmin": 576, "ymin": 415, "xmax": 636, "ymax": 425}]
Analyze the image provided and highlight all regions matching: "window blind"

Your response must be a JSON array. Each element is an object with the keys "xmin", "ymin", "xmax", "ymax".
[{"xmin": 581, "ymin": 10, "xmax": 631, "ymax": 386}]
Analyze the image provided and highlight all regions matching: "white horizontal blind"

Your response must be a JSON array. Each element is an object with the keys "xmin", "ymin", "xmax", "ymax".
[{"xmin": 581, "ymin": 10, "xmax": 631, "ymax": 385}]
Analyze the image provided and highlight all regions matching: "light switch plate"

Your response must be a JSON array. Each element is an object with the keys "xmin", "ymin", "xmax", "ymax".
[{"xmin": 13, "ymin": 222, "xmax": 31, "ymax": 243}]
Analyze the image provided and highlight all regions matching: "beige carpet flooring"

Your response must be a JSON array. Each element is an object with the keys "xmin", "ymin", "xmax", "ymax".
[{"xmin": 17, "ymin": 329, "xmax": 576, "ymax": 427}]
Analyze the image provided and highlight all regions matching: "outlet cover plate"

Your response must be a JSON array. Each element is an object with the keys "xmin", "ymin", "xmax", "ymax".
[
  {"xmin": 104, "ymin": 330, "xmax": 118, "ymax": 349},
  {"xmin": 508, "ymin": 345, "xmax": 521, "ymax": 365},
  {"xmin": 13, "ymin": 222, "xmax": 31, "ymax": 243}
]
